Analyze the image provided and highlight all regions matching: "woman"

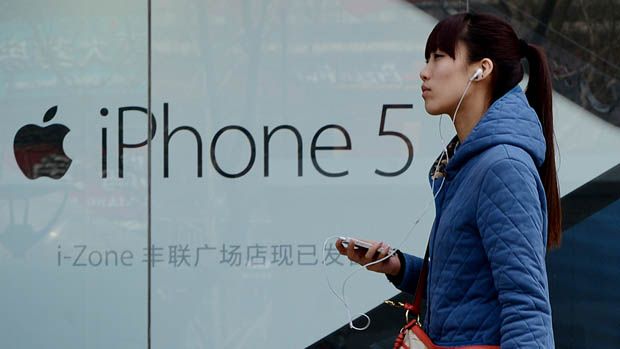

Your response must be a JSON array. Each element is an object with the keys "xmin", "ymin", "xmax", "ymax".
[{"xmin": 336, "ymin": 12, "xmax": 562, "ymax": 348}]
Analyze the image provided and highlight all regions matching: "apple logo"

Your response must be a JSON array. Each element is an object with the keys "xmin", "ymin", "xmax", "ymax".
[{"xmin": 13, "ymin": 106, "xmax": 72, "ymax": 179}]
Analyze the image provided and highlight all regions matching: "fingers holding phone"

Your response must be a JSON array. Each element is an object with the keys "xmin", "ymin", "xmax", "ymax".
[
  {"xmin": 335, "ymin": 237, "xmax": 399, "ymax": 275},
  {"xmin": 336, "ymin": 237, "xmax": 374, "ymax": 261}
]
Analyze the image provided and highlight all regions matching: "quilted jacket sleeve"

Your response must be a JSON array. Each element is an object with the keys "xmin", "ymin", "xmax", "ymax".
[
  {"xmin": 476, "ymin": 158, "xmax": 554, "ymax": 348},
  {"xmin": 386, "ymin": 251, "xmax": 424, "ymax": 295}
]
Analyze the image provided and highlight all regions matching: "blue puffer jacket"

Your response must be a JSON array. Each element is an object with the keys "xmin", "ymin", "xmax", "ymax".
[{"xmin": 389, "ymin": 85, "xmax": 555, "ymax": 348}]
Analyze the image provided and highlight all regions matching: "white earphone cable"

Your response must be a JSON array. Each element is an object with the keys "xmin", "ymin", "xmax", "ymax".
[{"xmin": 323, "ymin": 71, "xmax": 477, "ymax": 330}]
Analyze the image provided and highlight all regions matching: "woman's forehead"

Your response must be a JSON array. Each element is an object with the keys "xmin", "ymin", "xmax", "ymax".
[{"xmin": 453, "ymin": 41, "xmax": 468, "ymax": 57}]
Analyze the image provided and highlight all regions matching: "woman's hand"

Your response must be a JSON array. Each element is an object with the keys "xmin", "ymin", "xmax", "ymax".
[{"xmin": 335, "ymin": 238, "xmax": 401, "ymax": 276}]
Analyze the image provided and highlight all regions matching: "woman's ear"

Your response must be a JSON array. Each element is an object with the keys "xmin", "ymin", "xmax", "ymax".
[{"xmin": 475, "ymin": 58, "xmax": 494, "ymax": 81}]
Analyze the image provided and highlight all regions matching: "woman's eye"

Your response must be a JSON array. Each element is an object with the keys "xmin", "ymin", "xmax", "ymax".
[{"xmin": 434, "ymin": 54, "xmax": 444, "ymax": 60}]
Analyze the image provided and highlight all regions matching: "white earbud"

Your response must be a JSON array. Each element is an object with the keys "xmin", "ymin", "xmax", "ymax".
[{"xmin": 469, "ymin": 68, "xmax": 483, "ymax": 81}]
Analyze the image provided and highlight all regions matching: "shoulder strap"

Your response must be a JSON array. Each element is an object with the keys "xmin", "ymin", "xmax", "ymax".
[{"xmin": 410, "ymin": 242, "xmax": 430, "ymax": 316}]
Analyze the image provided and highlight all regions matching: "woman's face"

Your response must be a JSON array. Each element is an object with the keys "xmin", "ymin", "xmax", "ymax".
[{"xmin": 419, "ymin": 41, "xmax": 475, "ymax": 116}]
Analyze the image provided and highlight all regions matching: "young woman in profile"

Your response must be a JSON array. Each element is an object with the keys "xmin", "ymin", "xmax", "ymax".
[{"xmin": 336, "ymin": 12, "xmax": 562, "ymax": 348}]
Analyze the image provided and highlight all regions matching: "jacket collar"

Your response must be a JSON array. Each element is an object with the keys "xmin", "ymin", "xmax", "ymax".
[{"xmin": 430, "ymin": 85, "xmax": 546, "ymax": 179}]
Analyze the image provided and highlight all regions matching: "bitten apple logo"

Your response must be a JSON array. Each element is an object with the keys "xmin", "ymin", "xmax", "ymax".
[{"xmin": 13, "ymin": 106, "xmax": 73, "ymax": 179}]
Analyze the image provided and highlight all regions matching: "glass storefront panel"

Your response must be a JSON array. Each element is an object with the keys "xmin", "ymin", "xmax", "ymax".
[
  {"xmin": 314, "ymin": 1, "xmax": 620, "ymax": 347},
  {"xmin": 150, "ymin": 1, "xmax": 442, "ymax": 347},
  {"xmin": 0, "ymin": 2, "xmax": 148, "ymax": 348}
]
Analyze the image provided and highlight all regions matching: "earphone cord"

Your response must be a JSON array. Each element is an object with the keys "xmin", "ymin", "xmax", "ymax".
[
  {"xmin": 322, "ymin": 76, "xmax": 477, "ymax": 331},
  {"xmin": 322, "ymin": 173, "xmax": 445, "ymax": 330},
  {"xmin": 440, "ymin": 77, "xmax": 473, "ymax": 163}
]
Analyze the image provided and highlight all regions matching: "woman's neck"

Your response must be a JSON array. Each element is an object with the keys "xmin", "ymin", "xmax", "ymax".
[{"xmin": 450, "ymin": 87, "xmax": 492, "ymax": 143}]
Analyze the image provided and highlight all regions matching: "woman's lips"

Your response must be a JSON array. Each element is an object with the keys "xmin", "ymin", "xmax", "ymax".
[{"xmin": 422, "ymin": 86, "xmax": 431, "ymax": 97}]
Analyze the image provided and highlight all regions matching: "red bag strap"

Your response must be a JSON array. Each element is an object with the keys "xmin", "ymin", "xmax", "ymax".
[{"xmin": 409, "ymin": 242, "xmax": 430, "ymax": 316}]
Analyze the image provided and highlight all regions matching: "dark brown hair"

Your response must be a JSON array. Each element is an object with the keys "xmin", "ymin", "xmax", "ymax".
[{"xmin": 425, "ymin": 13, "xmax": 562, "ymax": 250}]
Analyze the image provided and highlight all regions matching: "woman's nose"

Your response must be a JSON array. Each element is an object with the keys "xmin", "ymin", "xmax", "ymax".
[{"xmin": 419, "ymin": 66, "xmax": 429, "ymax": 81}]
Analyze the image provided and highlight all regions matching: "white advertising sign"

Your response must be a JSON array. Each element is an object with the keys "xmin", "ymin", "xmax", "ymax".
[{"xmin": 1, "ymin": 1, "xmax": 619, "ymax": 348}]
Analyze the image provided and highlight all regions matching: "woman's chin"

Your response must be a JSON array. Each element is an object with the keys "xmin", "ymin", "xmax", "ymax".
[{"xmin": 423, "ymin": 104, "xmax": 443, "ymax": 116}]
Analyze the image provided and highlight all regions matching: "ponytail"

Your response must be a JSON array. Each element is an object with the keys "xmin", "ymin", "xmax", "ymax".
[{"xmin": 523, "ymin": 43, "xmax": 563, "ymax": 250}]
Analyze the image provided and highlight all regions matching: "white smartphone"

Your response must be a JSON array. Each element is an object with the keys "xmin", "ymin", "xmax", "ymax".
[{"xmin": 338, "ymin": 236, "xmax": 394, "ymax": 254}]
